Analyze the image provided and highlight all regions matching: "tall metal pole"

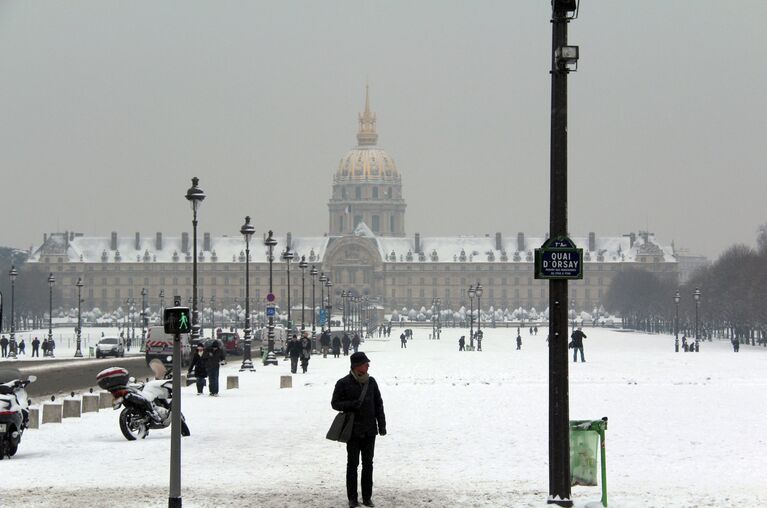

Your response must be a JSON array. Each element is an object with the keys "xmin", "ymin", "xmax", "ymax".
[
  {"xmin": 169, "ymin": 299, "xmax": 182, "ymax": 508},
  {"xmin": 299, "ymin": 256, "xmax": 307, "ymax": 330},
  {"xmin": 9, "ymin": 266, "xmax": 17, "ymax": 359},
  {"xmin": 186, "ymin": 177, "xmax": 205, "ymax": 343},
  {"xmin": 265, "ymin": 230, "xmax": 277, "ymax": 353},
  {"xmin": 240, "ymin": 217, "xmax": 256, "ymax": 371},
  {"xmin": 319, "ymin": 273, "xmax": 327, "ymax": 330},
  {"xmin": 75, "ymin": 278, "xmax": 83, "ymax": 357},
  {"xmin": 310, "ymin": 266, "xmax": 317, "ymax": 336},
  {"xmin": 548, "ymin": 1, "xmax": 575, "ymax": 504},
  {"xmin": 468, "ymin": 285, "xmax": 475, "ymax": 342},
  {"xmin": 674, "ymin": 291, "xmax": 680, "ymax": 352},
  {"xmin": 48, "ymin": 273, "xmax": 55, "ymax": 342}
]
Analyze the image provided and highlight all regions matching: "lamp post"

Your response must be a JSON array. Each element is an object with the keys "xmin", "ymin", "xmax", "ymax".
[
  {"xmin": 159, "ymin": 289, "xmax": 165, "ymax": 325},
  {"xmin": 74, "ymin": 277, "xmax": 84, "ymax": 357},
  {"xmin": 325, "ymin": 278, "xmax": 333, "ymax": 334},
  {"xmin": 468, "ymin": 284, "xmax": 475, "ymax": 345},
  {"xmin": 282, "ymin": 247, "xmax": 294, "ymax": 330},
  {"xmin": 310, "ymin": 266, "xmax": 318, "ymax": 336},
  {"xmin": 319, "ymin": 273, "xmax": 328, "ymax": 330},
  {"xmin": 239, "ymin": 216, "xmax": 256, "ymax": 371},
  {"xmin": 673, "ymin": 290, "xmax": 680, "ymax": 352},
  {"xmin": 298, "ymin": 256, "xmax": 307, "ymax": 331},
  {"xmin": 264, "ymin": 230, "xmax": 278, "ymax": 354},
  {"xmin": 9, "ymin": 266, "xmax": 18, "ymax": 359},
  {"xmin": 475, "ymin": 283, "xmax": 483, "ymax": 340},
  {"xmin": 210, "ymin": 296, "xmax": 216, "ymax": 335},
  {"xmin": 185, "ymin": 176, "xmax": 206, "ymax": 343},
  {"xmin": 341, "ymin": 290, "xmax": 348, "ymax": 332},
  {"xmin": 141, "ymin": 287, "xmax": 148, "ymax": 346},
  {"xmin": 694, "ymin": 287, "xmax": 701, "ymax": 352},
  {"xmin": 48, "ymin": 272, "xmax": 55, "ymax": 342}
]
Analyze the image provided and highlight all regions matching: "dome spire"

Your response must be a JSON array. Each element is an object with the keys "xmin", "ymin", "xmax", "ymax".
[{"xmin": 357, "ymin": 84, "xmax": 378, "ymax": 146}]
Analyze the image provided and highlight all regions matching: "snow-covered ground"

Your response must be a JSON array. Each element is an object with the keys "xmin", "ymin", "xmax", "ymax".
[{"xmin": 1, "ymin": 326, "xmax": 765, "ymax": 507}]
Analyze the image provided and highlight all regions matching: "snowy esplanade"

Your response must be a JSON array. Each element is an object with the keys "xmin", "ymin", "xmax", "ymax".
[{"xmin": 1, "ymin": 326, "xmax": 765, "ymax": 508}]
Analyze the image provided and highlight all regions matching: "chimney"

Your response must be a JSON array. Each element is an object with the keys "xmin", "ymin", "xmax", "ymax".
[
  {"xmin": 156, "ymin": 232, "xmax": 163, "ymax": 250},
  {"xmin": 70, "ymin": 231, "xmax": 75, "ymax": 241},
  {"xmin": 181, "ymin": 232, "xmax": 189, "ymax": 254},
  {"xmin": 110, "ymin": 232, "xmax": 117, "ymax": 251},
  {"xmin": 495, "ymin": 232, "xmax": 502, "ymax": 251},
  {"xmin": 65, "ymin": 230, "xmax": 69, "ymax": 248},
  {"xmin": 414, "ymin": 233, "xmax": 421, "ymax": 253},
  {"xmin": 135, "ymin": 232, "xmax": 141, "ymax": 250},
  {"xmin": 44, "ymin": 233, "xmax": 47, "ymax": 243},
  {"xmin": 517, "ymin": 232, "xmax": 525, "ymax": 252},
  {"xmin": 286, "ymin": 232, "xmax": 292, "ymax": 249},
  {"xmin": 588, "ymin": 232, "xmax": 596, "ymax": 252},
  {"xmin": 630, "ymin": 233, "xmax": 636, "ymax": 247},
  {"xmin": 203, "ymin": 232, "xmax": 211, "ymax": 252}
]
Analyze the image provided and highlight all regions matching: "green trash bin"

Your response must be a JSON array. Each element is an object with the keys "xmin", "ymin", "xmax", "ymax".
[{"xmin": 570, "ymin": 417, "xmax": 608, "ymax": 507}]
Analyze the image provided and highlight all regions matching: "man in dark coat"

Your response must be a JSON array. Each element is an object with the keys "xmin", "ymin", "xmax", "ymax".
[
  {"xmin": 0, "ymin": 336, "xmax": 8, "ymax": 357},
  {"xmin": 351, "ymin": 333, "xmax": 361, "ymax": 353},
  {"xmin": 299, "ymin": 333, "xmax": 312, "ymax": 373},
  {"xmin": 342, "ymin": 334, "xmax": 351, "ymax": 356},
  {"xmin": 458, "ymin": 336, "xmax": 465, "ymax": 351},
  {"xmin": 205, "ymin": 339, "xmax": 226, "ymax": 396},
  {"xmin": 31, "ymin": 337, "xmax": 40, "ymax": 357},
  {"xmin": 516, "ymin": 333, "xmax": 522, "ymax": 350},
  {"xmin": 332, "ymin": 352, "xmax": 386, "ymax": 508},
  {"xmin": 287, "ymin": 335, "xmax": 301, "ymax": 374},
  {"xmin": 570, "ymin": 328, "xmax": 587, "ymax": 362},
  {"xmin": 188, "ymin": 344, "xmax": 208, "ymax": 395},
  {"xmin": 320, "ymin": 330, "xmax": 331, "ymax": 358},
  {"xmin": 332, "ymin": 334, "xmax": 342, "ymax": 358},
  {"xmin": 400, "ymin": 332, "xmax": 407, "ymax": 349}
]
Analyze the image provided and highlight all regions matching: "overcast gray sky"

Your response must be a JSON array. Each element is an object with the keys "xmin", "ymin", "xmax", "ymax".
[{"xmin": 1, "ymin": 1, "xmax": 764, "ymax": 259}]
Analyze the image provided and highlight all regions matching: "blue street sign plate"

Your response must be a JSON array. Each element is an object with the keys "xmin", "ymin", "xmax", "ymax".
[
  {"xmin": 534, "ymin": 236, "xmax": 583, "ymax": 280},
  {"xmin": 319, "ymin": 309, "xmax": 328, "ymax": 325},
  {"xmin": 266, "ymin": 306, "xmax": 276, "ymax": 317}
]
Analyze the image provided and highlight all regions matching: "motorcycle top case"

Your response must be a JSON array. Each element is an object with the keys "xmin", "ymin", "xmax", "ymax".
[{"xmin": 96, "ymin": 367, "xmax": 130, "ymax": 391}]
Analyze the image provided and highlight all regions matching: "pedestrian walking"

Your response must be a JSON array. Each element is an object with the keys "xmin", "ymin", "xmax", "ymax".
[
  {"xmin": 48, "ymin": 338, "xmax": 56, "ymax": 357},
  {"xmin": 126, "ymin": 337, "xmax": 131, "ymax": 351},
  {"xmin": 352, "ymin": 333, "xmax": 361, "ymax": 353},
  {"xmin": 31, "ymin": 337, "xmax": 40, "ymax": 357},
  {"xmin": 0, "ymin": 336, "xmax": 8, "ymax": 357},
  {"xmin": 458, "ymin": 336, "xmax": 465, "ymax": 351},
  {"xmin": 342, "ymin": 334, "xmax": 351, "ymax": 356},
  {"xmin": 731, "ymin": 337, "xmax": 740, "ymax": 352},
  {"xmin": 42, "ymin": 338, "xmax": 49, "ymax": 357},
  {"xmin": 400, "ymin": 332, "xmax": 407, "ymax": 349},
  {"xmin": 681, "ymin": 335, "xmax": 688, "ymax": 352},
  {"xmin": 570, "ymin": 327, "xmax": 587, "ymax": 363},
  {"xmin": 320, "ymin": 330, "xmax": 331, "ymax": 358},
  {"xmin": 188, "ymin": 344, "xmax": 208, "ymax": 395},
  {"xmin": 516, "ymin": 333, "xmax": 522, "ymax": 350},
  {"xmin": 534, "ymin": 325, "xmax": 538, "ymax": 335},
  {"xmin": 331, "ymin": 352, "xmax": 386, "ymax": 508},
  {"xmin": 332, "ymin": 334, "xmax": 342, "ymax": 358},
  {"xmin": 205, "ymin": 339, "xmax": 226, "ymax": 396},
  {"xmin": 300, "ymin": 333, "xmax": 312, "ymax": 373},
  {"xmin": 287, "ymin": 335, "xmax": 301, "ymax": 373},
  {"xmin": 18, "ymin": 339, "xmax": 26, "ymax": 355}
]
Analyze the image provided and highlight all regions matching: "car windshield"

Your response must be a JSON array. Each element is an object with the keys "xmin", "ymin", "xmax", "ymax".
[{"xmin": 100, "ymin": 339, "xmax": 118, "ymax": 344}]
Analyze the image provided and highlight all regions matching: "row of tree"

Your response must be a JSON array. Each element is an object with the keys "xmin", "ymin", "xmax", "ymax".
[{"xmin": 604, "ymin": 224, "xmax": 767, "ymax": 345}]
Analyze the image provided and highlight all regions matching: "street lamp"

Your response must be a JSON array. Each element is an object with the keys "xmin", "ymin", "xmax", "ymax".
[
  {"xmin": 282, "ymin": 247, "xmax": 294, "ymax": 330},
  {"xmin": 210, "ymin": 296, "xmax": 216, "ymax": 335},
  {"xmin": 185, "ymin": 176, "xmax": 206, "ymax": 342},
  {"xmin": 299, "ymin": 256, "xmax": 308, "ymax": 331},
  {"xmin": 325, "ymin": 278, "xmax": 333, "ymax": 334},
  {"xmin": 475, "ymin": 283, "xmax": 483, "ymax": 340},
  {"xmin": 694, "ymin": 287, "xmax": 701, "ymax": 352},
  {"xmin": 74, "ymin": 277, "xmax": 84, "ymax": 358},
  {"xmin": 264, "ymin": 230, "xmax": 278, "ymax": 355},
  {"xmin": 48, "ymin": 272, "xmax": 55, "ymax": 343},
  {"xmin": 140, "ymin": 287, "xmax": 148, "ymax": 345},
  {"xmin": 341, "ymin": 290, "xmax": 348, "ymax": 332},
  {"xmin": 319, "ymin": 273, "xmax": 328, "ymax": 330},
  {"xmin": 9, "ymin": 266, "xmax": 18, "ymax": 359},
  {"xmin": 310, "ymin": 266, "xmax": 318, "ymax": 336},
  {"xmin": 673, "ymin": 290, "xmax": 680, "ymax": 352},
  {"xmin": 436, "ymin": 297, "xmax": 441, "ymax": 339},
  {"xmin": 468, "ymin": 284, "xmax": 475, "ymax": 346},
  {"xmin": 239, "ymin": 216, "xmax": 256, "ymax": 371},
  {"xmin": 159, "ymin": 289, "xmax": 165, "ymax": 325}
]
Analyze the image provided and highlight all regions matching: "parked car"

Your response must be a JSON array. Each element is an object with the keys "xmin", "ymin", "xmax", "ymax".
[
  {"xmin": 216, "ymin": 330, "xmax": 242, "ymax": 355},
  {"xmin": 96, "ymin": 337, "xmax": 125, "ymax": 358},
  {"xmin": 257, "ymin": 326, "xmax": 287, "ymax": 355},
  {"xmin": 145, "ymin": 326, "xmax": 192, "ymax": 368}
]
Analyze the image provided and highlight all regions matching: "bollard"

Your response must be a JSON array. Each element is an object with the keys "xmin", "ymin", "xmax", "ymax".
[
  {"xmin": 42, "ymin": 403, "xmax": 63, "ymax": 424},
  {"xmin": 82, "ymin": 394, "xmax": 100, "ymax": 413},
  {"xmin": 63, "ymin": 399, "xmax": 82, "ymax": 419},
  {"xmin": 27, "ymin": 407, "xmax": 40, "ymax": 429},
  {"xmin": 99, "ymin": 391, "xmax": 113, "ymax": 409},
  {"xmin": 226, "ymin": 376, "xmax": 239, "ymax": 389},
  {"xmin": 280, "ymin": 375, "xmax": 292, "ymax": 389}
]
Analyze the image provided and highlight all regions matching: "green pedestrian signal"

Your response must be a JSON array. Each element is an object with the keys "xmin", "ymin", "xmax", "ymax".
[{"xmin": 164, "ymin": 306, "xmax": 191, "ymax": 335}]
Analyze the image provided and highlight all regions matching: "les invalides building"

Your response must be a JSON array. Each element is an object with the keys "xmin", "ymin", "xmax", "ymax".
[{"xmin": 27, "ymin": 89, "xmax": 678, "ymax": 320}]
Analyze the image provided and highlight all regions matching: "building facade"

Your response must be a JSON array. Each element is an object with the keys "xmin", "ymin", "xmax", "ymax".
[{"xmin": 26, "ymin": 90, "xmax": 679, "ymax": 318}]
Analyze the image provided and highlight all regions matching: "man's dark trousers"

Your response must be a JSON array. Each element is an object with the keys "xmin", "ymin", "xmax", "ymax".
[
  {"xmin": 208, "ymin": 366, "xmax": 220, "ymax": 394},
  {"xmin": 32, "ymin": 346, "xmax": 39, "ymax": 357},
  {"xmin": 573, "ymin": 346, "xmax": 585, "ymax": 362},
  {"xmin": 346, "ymin": 434, "xmax": 376, "ymax": 502}
]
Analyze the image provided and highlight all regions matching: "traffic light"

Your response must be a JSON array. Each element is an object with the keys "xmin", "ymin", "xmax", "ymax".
[{"xmin": 164, "ymin": 306, "xmax": 191, "ymax": 335}]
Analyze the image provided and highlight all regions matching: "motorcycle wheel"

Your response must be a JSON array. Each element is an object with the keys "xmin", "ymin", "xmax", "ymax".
[
  {"xmin": 7, "ymin": 442, "xmax": 17, "ymax": 457},
  {"xmin": 119, "ymin": 407, "xmax": 149, "ymax": 441}
]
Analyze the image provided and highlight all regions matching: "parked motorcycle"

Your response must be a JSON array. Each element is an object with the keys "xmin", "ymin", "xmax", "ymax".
[
  {"xmin": 0, "ymin": 367, "xmax": 36, "ymax": 459},
  {"xmin": 96, "ymin": 367, "xmax": 190, "ymax": 441}
]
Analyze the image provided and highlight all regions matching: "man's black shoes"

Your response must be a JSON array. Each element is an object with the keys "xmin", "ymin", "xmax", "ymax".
[
  {"xmin": 349, "ymin": 500, "xmax": 360, "ymax": 508},
  {"xmin": 362, "ymin": 500, "xmax": 375, "ymax": 507}
]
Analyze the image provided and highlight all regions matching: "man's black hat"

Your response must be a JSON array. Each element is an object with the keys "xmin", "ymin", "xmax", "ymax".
[{"xmin": 350, "ymin": 351, "xmax": 370, "ymax": 367}]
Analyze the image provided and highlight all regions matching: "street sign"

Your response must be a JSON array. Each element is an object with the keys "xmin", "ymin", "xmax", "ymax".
[
  {"xmin": 266, "ymin": 293, "xmax": 275, "ymax": 302},
  {"xmin": 319, "ymin": 309, "xmax": 328, "ymax": 325},
  {"xmin": 266, "ymin": 306, "xmax": 276, "ymax": 317},
  {"xmin": 534, "ymin": 237, "xmax": 583, "ymax": 280},
  {"xmin": 163, "ymin": 306, "xmax": 191, "ymax": 334}
]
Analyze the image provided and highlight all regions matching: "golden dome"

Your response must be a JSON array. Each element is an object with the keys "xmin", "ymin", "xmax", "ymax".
[{"xmin": 335, "ymin": 86, "xmax": 400, "ymax": 182}]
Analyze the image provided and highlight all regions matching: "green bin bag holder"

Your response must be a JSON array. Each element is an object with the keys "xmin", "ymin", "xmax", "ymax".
[{"xmin": 570, "ymin": 417, "xmax": 608, "ymax": 507}]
